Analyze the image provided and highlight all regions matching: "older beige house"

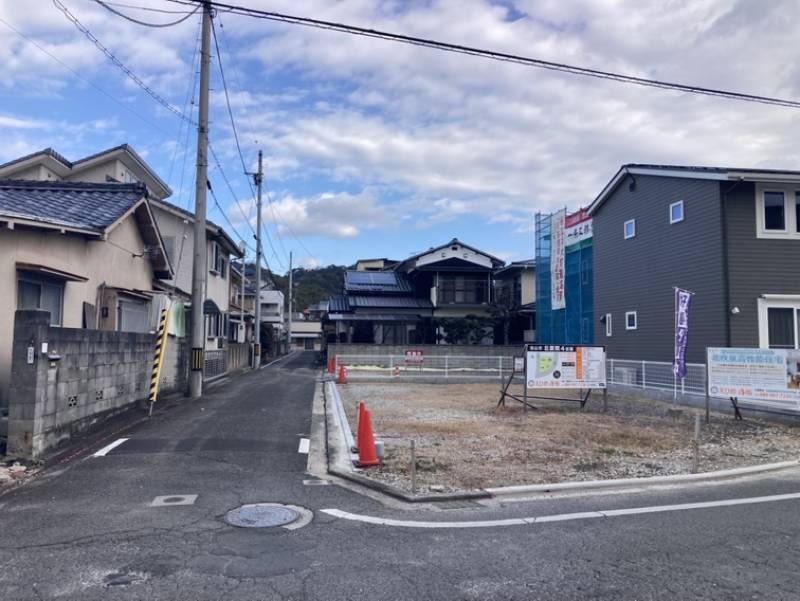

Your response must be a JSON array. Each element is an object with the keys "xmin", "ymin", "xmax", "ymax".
[
  {"xmin": 0, "ymin": 145, "xmax": 245, "ymax": 378},
  {"xmin": 0, "ymin": 179, "xmax": 171, "ymax": 408}
]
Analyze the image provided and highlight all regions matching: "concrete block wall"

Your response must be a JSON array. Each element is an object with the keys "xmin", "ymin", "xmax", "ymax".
[
  {"xmin": 7, "ymin": 310, "xmax": 155, "ymax": 459},
  {"xmin": 328, "ymin": 343, "xmax": 524, "ymax": 358},
  {"xmin": 159, "ymin": 335, "xmax": 188, "ymax": 396}
]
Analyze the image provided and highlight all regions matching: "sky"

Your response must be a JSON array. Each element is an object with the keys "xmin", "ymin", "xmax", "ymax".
[{"xmin": 2, "ymin": 0, "xmax": 800, "ymax": 273}]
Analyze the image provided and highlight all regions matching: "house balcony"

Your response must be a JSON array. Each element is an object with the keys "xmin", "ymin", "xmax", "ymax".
[{"xmin": 435, "ymin": 281, "xmax": 490, "ymax": 306}]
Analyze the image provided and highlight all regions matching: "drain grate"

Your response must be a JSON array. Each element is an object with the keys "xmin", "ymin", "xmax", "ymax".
[{"xmin": 224, "ymin": 503, "xmax": 300, "ymax": 528}]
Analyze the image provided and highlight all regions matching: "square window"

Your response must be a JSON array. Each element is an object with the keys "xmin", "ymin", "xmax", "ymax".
[
  {"xmin": 764, "ymin": 191, "xmax": 786, "ymax": 231},
  {"xmin": 796, "ymin": 192, "xmax": 800, "ymax": 233},
  {"xmin": 624, "ymin": 219, "xmax": 636, "ymax": 239},
  {"xmin": 625, "ymin": 311, "xmax": 637, "ymax": 330},
  {"xmin": 605, "ymin": 313, "xmax": 612, "ymax": 337},
  {"xmin": 670, "ymin": 201, "xmax": 684, "ymax": 224}
]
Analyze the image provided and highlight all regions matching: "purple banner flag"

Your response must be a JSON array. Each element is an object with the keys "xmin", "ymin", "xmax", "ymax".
[{"xmin": 673, "ymin": 288, "xmax": 694, "ymax": 379}]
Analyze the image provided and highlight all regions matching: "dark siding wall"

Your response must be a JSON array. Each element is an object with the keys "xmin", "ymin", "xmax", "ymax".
[
  {"xmin": 593, "ymin": 174, "xmax": 726, "ymax": 363},
  {"xmin": 725, "ymin": 181, "xmax": 800, "ymax": 347}
]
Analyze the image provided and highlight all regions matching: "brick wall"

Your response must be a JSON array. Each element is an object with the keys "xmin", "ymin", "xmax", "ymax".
[{"xmin": 7, "ymin": 310, "xmax": 155, "ymax": 459}]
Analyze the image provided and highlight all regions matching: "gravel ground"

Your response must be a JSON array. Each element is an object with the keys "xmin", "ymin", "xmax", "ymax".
[{"xmin": 339, "ymin": 382, "xmax": 800, "ymax": 493}]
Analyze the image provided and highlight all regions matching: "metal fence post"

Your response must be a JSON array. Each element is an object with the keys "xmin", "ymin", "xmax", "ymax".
[
  {"xmin": 445, "ymin": 355, "xmax": 449, "ymax": 378},
  {"xmin": 499, "ymin": 356, "xmax": 503, "ymax": 381},
  {"xmin": 389, "ymin": 355, "xmax": 393, "ymax": 373},
  {"xmin": 609, "ymin": 358, "xmax": 614, "ymax": 384},
  {"xmin": 410, "ymin": 439, "xmax": 417, "ymax": 494},
  {"xmin": 641, "ymin": 360, "xmax": 646, "ymax": 389}
]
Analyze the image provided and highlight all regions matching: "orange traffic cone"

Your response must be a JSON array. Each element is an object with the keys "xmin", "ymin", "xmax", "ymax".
[
  {"xmin": 337, "ymin": 364, "xmax": 347, "ymax": 384},
  {"xmin": 352, "ymin": 401, "xmax": 364, "ymax": 452},
  {"xmin": 356, "ymin": 407, "xmax": 380, "ymax": 467},
  {"xmin": 327, "ymin": 358, "xmax": 335, "ymax": 374}
]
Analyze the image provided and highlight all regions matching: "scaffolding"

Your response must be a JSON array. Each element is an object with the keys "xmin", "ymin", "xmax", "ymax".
[{"xmin": 535, "ymin": 209, "xmax": 594, "ymax": 345}]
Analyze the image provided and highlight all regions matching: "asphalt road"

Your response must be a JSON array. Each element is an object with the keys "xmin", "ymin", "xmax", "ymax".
[{"xmin": 1, "ymin": 350, "xmax": 800, "ymax": 600}]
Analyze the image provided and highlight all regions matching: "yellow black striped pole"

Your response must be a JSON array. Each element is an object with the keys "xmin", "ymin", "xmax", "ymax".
[{"xmin": 148, "ymin": 307, "xmax": 170, "ymax": 415}]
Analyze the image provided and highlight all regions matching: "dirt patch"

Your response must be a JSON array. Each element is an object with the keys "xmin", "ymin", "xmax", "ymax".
[{"xmin": 339, "ymin": 382, "xmax": 800, "ymax": 493}]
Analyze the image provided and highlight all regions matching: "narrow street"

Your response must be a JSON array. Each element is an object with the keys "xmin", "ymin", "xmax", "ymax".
[{"xmin": 1, "ymin": 351, "xmax": 799, "ymax": 600}]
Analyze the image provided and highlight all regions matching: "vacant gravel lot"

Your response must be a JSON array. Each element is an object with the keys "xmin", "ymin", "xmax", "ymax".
[{"xmin": 339, "ymin": 382, "xmax": 800, "ymax": 493}]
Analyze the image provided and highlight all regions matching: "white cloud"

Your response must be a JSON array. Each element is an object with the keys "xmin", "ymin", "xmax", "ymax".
[{"xmin": 229, "ymin": 189, "xmax": 395, "ymax": 240}]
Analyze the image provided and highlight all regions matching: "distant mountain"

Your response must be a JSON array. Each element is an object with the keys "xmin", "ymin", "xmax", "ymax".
[{"xmin": 243, "ymin": 262, "xmax": 348, "ymax": 312}]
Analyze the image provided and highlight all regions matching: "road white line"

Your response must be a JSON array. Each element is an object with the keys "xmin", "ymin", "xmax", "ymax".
[
  {"xmin": 92, "ymin": 438, "xmax": 129, "ymax": 457},
  {"xmin": 322, "ymin": 491, "xmax": 800, "ymax": 529},
  {"xmin": 298, "ymin": 438, "xmax": 310, "ymax": 454}
]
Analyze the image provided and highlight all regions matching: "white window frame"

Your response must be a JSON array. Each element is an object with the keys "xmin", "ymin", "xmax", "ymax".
[
  {"xmin": 755, "ymin": 183, "xmax": 800, "ymax": 239},
  {"xmin": 625, "ymin": 311, "xmax": 638, "ymax": 330},
  {"xmin": 669, "ymin": 200, "xmax": 684, "ymax": 224},
  {"xmin": 624, "ymin": 219, "xmax": 636, "ymax": 239},
  {"xmin": 605, "ymin": 313, "xmax": 612, "ymax": 337},
  {"xmin": 757, "ymin": 295, "xmax": 800, "ymax": 349}
]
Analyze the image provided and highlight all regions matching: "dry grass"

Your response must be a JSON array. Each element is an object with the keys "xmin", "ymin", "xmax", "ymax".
[{"xmin": 339, "ymin": 382, "xmax": 800, "ymax": 493}]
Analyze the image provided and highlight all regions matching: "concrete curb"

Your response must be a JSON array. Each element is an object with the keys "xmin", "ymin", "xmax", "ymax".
[
  {"xmin": 485, "ymin": 460, "xmax": 800, "ymax": 496},
  {"xmin": 324, "ymin": 381, "xmax": 800, "ymax": 503},
  {"xmin": 324, "ymin": 381, "xmax": 490, "ymax": 503}
]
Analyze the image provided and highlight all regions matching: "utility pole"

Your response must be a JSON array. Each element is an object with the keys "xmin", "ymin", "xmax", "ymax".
[
  {"xmin": 189, "ymin": 1, "xmax": 212, "ymax": 399},
  {"xmin": 253, "ymin": 150, "xmax": 263, "ymax": 368},
  {"xmin": 287, "ymin": 251, "xmax": 293, "ymax": 354}
]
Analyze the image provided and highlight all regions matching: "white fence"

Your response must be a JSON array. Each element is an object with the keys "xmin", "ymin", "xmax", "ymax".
[
  {"xmin": 333, "ymin": 354, "xmax": 707, "ymax": 395},
  {"xmin": 606, "ymin": 358, "xmax": 706, "ymax": 396},
  {"xmin": 334, "ymin": 354, "xmax": 515, "ymax": 380}
]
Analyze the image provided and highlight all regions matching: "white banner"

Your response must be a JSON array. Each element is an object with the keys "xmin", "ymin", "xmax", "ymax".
[
  {"xmin": 708, "ymin": 347, "xmax": 800, "ymax": 410},
  {"xmin": 550, "ymin": 209, "xmax": 566, "ymax": 310},
  {"xmin": 526, "ymin": 344, "xmax": 606, "ymax": 389}
]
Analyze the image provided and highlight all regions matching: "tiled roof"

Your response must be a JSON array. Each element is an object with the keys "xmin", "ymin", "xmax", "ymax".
[
  {"xmin": 328, "ymin": 295, "xmax": 350, "ymax": 312},
  {"xmin": 344, "ymin": 270, "xmax": 412, "ymax": 293},
  {"xmin": 0, "ymin": 179, "xmax": 146, "ymax": 232},
  {"xmin": 349, "ymin": 295, "xmax": 432, "ymax": 309}
]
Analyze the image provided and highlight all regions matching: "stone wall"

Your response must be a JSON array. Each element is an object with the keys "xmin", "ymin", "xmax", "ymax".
[
  {"xmin": 7, "ymin": 310, "xmax": 155, "ymax": 459},
  {"xmin": 328, "ymin": 343, "xmax": 524, "ymax": 358}
]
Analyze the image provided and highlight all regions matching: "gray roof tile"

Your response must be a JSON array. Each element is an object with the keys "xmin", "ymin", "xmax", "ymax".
[{"xmin": 0, "ymin": 179, "xmax": 146, "ymax": 232}]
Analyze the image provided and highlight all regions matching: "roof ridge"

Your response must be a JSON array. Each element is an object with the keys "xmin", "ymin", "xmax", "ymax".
[{"xmin": 0, "ymin": 179, "xmax": 146, "ymax": 194}]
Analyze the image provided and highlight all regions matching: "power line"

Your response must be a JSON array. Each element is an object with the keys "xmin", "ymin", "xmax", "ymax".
[
  {"xmin": 91, "ymin": 0, "xmax": 198, "ymax": 27},
  {"xmin": 210, "ymin": 17, "xmax": 254, "ymax": 196},
  {"xmin": 0, "ymin": 15, "xmax": 172, "ymax": 137},
  {"xmin": 208, "ymin": 142, "xmax": 257, "ymax": 235},
  {"xmin": 168, "ymin": 0, "xmax": 800, "ymax": 110},
  {"xmin": 206, "ymin": 179, "xmax": 255, "ymax": 254},
  {"xmin": 53, "ymin": 0, "xmax": 196, "ymax": 123},
  {"xmin": 82, "ymin": 0, "xmax": 194, "ymax": 14}
]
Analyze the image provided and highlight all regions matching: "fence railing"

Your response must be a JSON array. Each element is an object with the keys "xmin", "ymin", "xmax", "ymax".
[
  {"xmin": 334, "ymin": 354, "xmax": 515, "ymax": 380},
  {"xmin": 204, "ymin": 349, "xmax": 227, "ymax": 380},
  {"xmin": 606, "ymin": 358, "xmax": 706, "ymax": 396},
  {"xmin": 333, "ymin": 353, "xmax": 707, "ymax": 394}
]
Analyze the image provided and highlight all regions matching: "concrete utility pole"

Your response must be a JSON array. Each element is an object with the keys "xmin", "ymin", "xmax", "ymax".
[
  {"xmin": 253, "ymin": 150, "xmax": 263, "ymax": 368},
  {"xmin": 287, "ymin": 251, "xmax": 293, "ymax": 353},
  {"xmin": 189, "ymin": 2, "xmax": 212, "ymax": 399}
]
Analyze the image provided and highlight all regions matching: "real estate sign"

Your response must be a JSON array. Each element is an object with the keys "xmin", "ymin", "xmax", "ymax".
[
  {"xmin": 564, "ymin": 209, "xmax": 593, "ymax": 253},
  {"xmin": 550, "ymin": 209, "xmax": 566, "ymax": 310},
  {"xmin": 707, "ymin": 347, "xmax": 800, "ymax": 409},
  {"xmin": 525, "ymin": 344, "xmax": 606, "ymax": 389}
]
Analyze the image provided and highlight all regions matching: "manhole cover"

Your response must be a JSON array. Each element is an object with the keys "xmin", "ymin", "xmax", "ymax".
[{"xmin": 224, "ymin": 503, "xmax": 300, "ymax": 528}]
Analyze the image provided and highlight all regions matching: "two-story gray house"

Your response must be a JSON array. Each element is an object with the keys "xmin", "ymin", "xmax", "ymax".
[{"xmin": 589, "ymin": 164, "xmax": 800, "ymax": 364}]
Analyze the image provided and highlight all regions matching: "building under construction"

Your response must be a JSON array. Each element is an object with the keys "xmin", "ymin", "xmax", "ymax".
[{"xmin": 535, "ymin": 208, "xmax": 594, "ymax": 345}]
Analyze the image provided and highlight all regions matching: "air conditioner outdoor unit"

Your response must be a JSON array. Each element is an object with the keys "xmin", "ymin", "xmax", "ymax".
[{"xmin": 614, "ymin": 366, "xmax": 637, "ymax": 386}]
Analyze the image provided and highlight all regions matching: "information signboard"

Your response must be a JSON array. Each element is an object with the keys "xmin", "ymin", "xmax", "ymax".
[
  {"xmin": 404, "ymin": 349, "xmax": 424, "ymax": 365},
  {"xmin": 525, "ymin": 345, "xmax": 606, "ymax": 389},
  {"xmin": 707, "ymin": 347, "xmax": 800, "ymax": 409}
]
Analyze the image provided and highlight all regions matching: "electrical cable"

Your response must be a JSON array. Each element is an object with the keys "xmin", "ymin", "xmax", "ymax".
[
  {"xmin": 53, "ymin": 0, "xmax": 196, "ymax": 124},
  {"xmin": 211, "ymin": 17, "xmax": 255, "ymax": 197},
  {"xmin": 0, "ymin": 15, "xmax": 172, "ymax": 137},
  {"xmin": 91, "ymin": 0, "xmax": 199, "ymax": 27},
  {"xmin": 168, "ymin": 0, "xmax": 800, "ymax": 110},
  {"xmin": 83, "ymin": 0, "xmax": 194, "ymax": 14}
]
